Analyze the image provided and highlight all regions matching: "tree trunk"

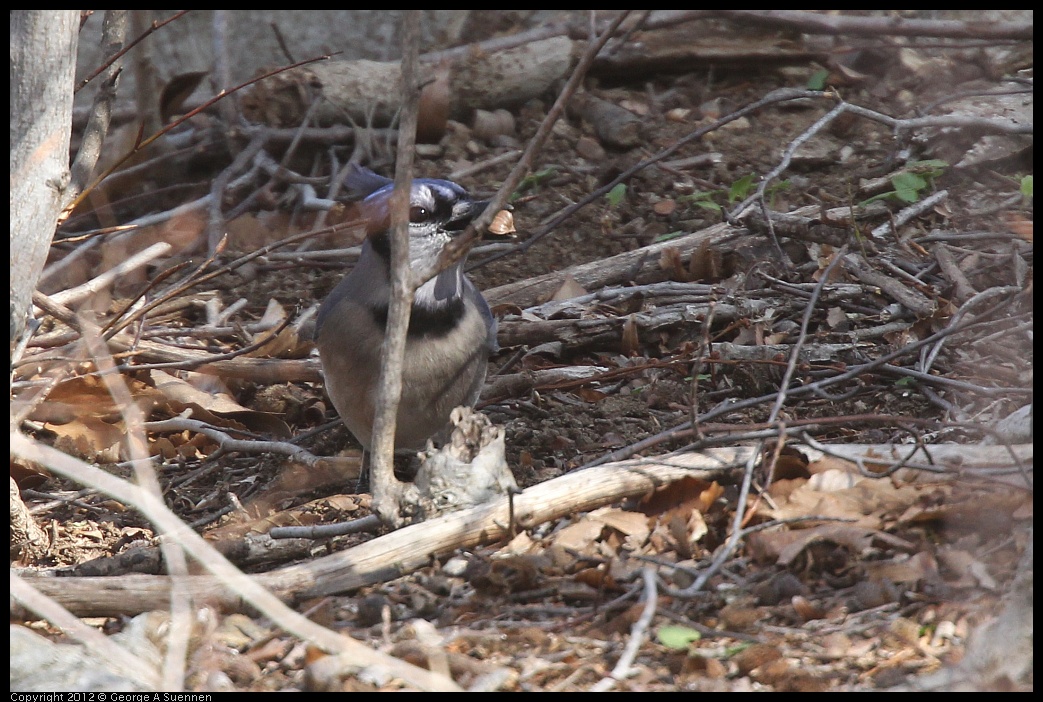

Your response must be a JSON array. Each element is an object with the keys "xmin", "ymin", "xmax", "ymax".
[{"xmin": 10, "ymin": 10, "xmax": 78, "ymax": 350}]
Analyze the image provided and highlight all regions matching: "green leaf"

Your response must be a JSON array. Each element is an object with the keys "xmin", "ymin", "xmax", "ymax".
[
  {"xmin": 514, "ymin": 166, "xmax": 559, "ymax": 196},
  {"xmin": 680, "ymin": 190, "xmax": 713, "ymax": 202},
  {"xmin": 652, "ymin": 230, "xmax": 687, "ymax": 243},
  {"xmin": 893, "ymin": 186, "xmax": 919, "ymax": 204},
  {"xmin": 891, "ymin": 171, "xmax": 928, "ymax": 192},
  {"xmin": 858, "ymin": 192, "xmax": 893, "ymax": 207},
  {"xmin": 807, "ymin": 69, "xmax": 830, "ymax": 91},
  {"xmin": 1021, "ymin": 174, "xmax": 1033, "ymax": 198},
  {"xmin": 907, "ymin": 159, "xmax": 948, "ymax": 178},
  {"xmin": 728, "ymin": 173, "xmax": 757, "ymax": 203},
  {"xmin": 657, "ymin": 625, "xmax": 702, "ymax": 650},
  {"xmin": 679, "ymin": 190, "xmax": 723, "ymax": 212},
  {"xmin": 891, "ymin": 171, "xmax": 928, "ymax": 203},
  {"xmin": 606, "ymin": 182, "xmax": 627, "ymax": 207},
  {"xmin": 724, "ymin": 642, "xmax": 752, "ymax": 657}
]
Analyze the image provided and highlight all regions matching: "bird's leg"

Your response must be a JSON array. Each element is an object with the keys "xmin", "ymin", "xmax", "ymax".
[{"xmin": 355, "ymin": 449, "xmax": 371, "ymax": 494}]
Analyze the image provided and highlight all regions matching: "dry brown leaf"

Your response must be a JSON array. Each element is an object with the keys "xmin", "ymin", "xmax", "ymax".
[
  {"xmin": 1003, "ymin": 212, "xmax": 1033, "ymax": 241},
  {"xmin": 653, "ymin": 199, "xmax": 677, "ymax": 216},
  {"xmin": 756, "ymin": 524, "xmax": 915, "ymax": 567},
  {"xmin": 472, "ymin": 108, "xmax": 516, "ymax": 143},
  {"xmin": 767, "ymin": 471, "xmax": 930, "ymax": 529},
  {"xmin": 791, "ymin": 595, "xmax": 827, "ymax": 622},
  {"xmin": 572, "ymin": 566, "xmax": 619, "ymax": 592},
  {"xmin": 589, "ymin": 507, "xmax": 651, "ymax": 541},
  {"xmin": 659, "ymin": 246, "xmax": 687, "ymax": 281},
  {"xmin": 30, "ymin": 375, "xmax": 165, "ymax": 461},
  {"xmin": 487, "ymin": 209, "xmax": 517, "ymax": 237},
  {"xmin": 548, "ymin": 273, "xmax": 587, "ymax": 302},
  {"xmin": 826, "ymin": 306, "xmax": 848, "ymax": 329},
  {"xmin": 416, "ymin": 61, "xmax": 450, "ymax": 144},
  {"xmin": 770, "ymin": 447, "xmax": 811, "ymax": 482},
  {"xmin": 864, "ymin": 550, "xmax": 940, "ymax": 587},
  {"xmin": 665, "ymin": 107, "xmax": 691, "ymax": 123},
  {"xmin": 549, "ymin": 519, "xmax": 607, "ymax": 553},
  {"xmin": 151, "ymin": 370, "xmax": 248, "ymax": 413},
  {"xmin": 936, "ymin": 547, "xmax": 997, "ymax": 589},
  {"xmin": 576, "ymin": 387, "xmax": 608, "ymax": 403},
  {"xmin": 468, "ymin": 555, "xmax": 544, "ymax": 597},
  {"xmin": 621, "ymin": 314, "xmax": 640, "ymax": 356},
  {"xmin": 638, "ymin": 476, "xmax": 718, "ymax": 517},
  {"xmin": 679, "ymin": 653, "xmax": 728, "ymax": 680},
  {"xmin": 686, "ymin": 238, "xmax": 723, "ymax": 282},
  {"xmin": 159, "ymin": 71, "xmax": 208, "ymax": 124},
  {"xmin": 46, "ymin": 416, "xmax": 126, "ymax": 462},
  {"xmin": 149, "ymin": 370, "xmax": 291, "ymax": 437},
  {"xmin": 720, "ymin": 605, "xmax": 768, "ymax": 634}
]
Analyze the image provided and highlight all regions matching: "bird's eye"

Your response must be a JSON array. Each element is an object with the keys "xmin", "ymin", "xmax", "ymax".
[{"xmin": 409, "ymin": 206, "xmax": 430, "ymax": 222}]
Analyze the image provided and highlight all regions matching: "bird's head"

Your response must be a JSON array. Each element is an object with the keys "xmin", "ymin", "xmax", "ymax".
[{"xmin": 344, "ymin": 165, "xmax": 488, "ymax": 273}]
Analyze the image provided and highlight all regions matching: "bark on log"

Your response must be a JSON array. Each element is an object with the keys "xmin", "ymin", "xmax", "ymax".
[
  {"xmin": 241, "ymin": 36, "xmax": 574, "ymax": 133},
  {"xmin": 13, "ymin": 442, "xmax": 1031, "ymax": 618}
]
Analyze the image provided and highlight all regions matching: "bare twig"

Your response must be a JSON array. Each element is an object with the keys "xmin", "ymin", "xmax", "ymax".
[
  {"xmin": 66, "ymin": 10, "xmax": 128, "ymax": 206},
  {"xmin": 706, "ymin": 9, "xmax": 1033, "ymax": 40},
  {"xmin": 770, "ymin": 245, "xmax": 848, "ymax": 422},
  {"xmin": 729, "ymin": 100, "xmax": 848, "ymax": 223},
  {"xmin": 80, "ymin": 316, "xmax": 192, "ymax": 691},
  {"xmin": 590, "ymin": 567, "xmax": 658, "ymax": 692},
  {"xmin": 920, "ymin": 285, "xmax": 1021, "ymax": 375},
  {"xmin": 431, "ymin": 10, "xmax": 634, "ymax": 282},
  {"xmin": 269, "ymin": 515, "xmax": 383, "ymax": 540},
  {"xmin": 719, "ymin": 93, "xmax": 1027, "ymax": 230},
  {"xmin": 471, "ymin": 88, "xmax": 828, "ymax": 271},
  {"xmin": 9, "ymin": 432, "xmax": 463, "ymax": 691},
  {"xmin": 46, "ymin": 241, "xmax": 173, "ymax": 308},
  {"xmin": 144, "ymin": 417, "xmax": 324, "ymax": 467},
  {"xmin": 584, "ymin": 290, "xmax": 1024, "ymax": 469},
  {"xmin": 207, "ymin": 131, "xmax": 269, "ymax": 252},
  {"xmin": 870, "ymin": 189, "xmax": 950, "ymax": 241},
  {"xmin": 61, "ymin": 53, "xmax": 334, "ymax": 222},
  {"xmin": 75, "ymin": 10, "xmax": 190, "ymax": 92},
  {"xmin": 9, "ymin": 574, "xmax": 160, "ymax": 689},
  {"xmin": 368, "ymin": 10, "xmax": 423, "ymax": 527},
  {"xmin": 211, "ymin": 11, "xmax": 239, "ymax": 130}
]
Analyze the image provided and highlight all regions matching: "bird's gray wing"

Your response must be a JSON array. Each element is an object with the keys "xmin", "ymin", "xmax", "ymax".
[{"xmin": 464, "ymin": 278, "xmax": 499, "ymax": 353}]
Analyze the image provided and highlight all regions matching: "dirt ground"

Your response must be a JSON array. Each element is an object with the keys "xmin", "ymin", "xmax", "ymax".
[{"xmin": 14, "ymin": 10, "xmax": 1032, "ymax": 693}]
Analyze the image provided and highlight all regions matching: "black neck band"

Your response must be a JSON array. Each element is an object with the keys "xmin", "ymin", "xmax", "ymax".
[{"xmin": 369, "ymin": 297, "xmax": 465, "ymax": 339}]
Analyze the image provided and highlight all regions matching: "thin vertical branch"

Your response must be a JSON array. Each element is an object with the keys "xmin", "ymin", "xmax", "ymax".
[
  {"xmin": 423, "ymin": 10, "xmax": 633, "ymax": 284},
  {"xmin": 66, "ymin": 10, "xmax": 128, "ymax": 206},
  {"xmin": 81, "ymin": 317, "xmax": 191, "ymax": 691},
  {"xmin": 370, "ymin": 10, "xmax": 423, "ymax": 526}
]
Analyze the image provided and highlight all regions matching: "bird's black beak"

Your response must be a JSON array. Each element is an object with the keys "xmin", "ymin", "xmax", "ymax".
[{"xmin": 446, "ymin": 199, "xmax": 490, "ymax": 232}]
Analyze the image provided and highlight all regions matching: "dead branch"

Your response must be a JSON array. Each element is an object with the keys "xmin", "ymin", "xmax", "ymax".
[
  {"xmin": 485, "ymin": 221, "xmax": 740, "ymax": 308},
  {"xmin": 14, "ymin": 441, "xmax": 1032, "ymax": 618},
  {"xmin": 241, "ymin": 36, "xmax": 574, "ymax": 130},
  {"xmin": 10, "ymin": 432, "xmax": 462, "ymax": 692},
  {"xmin": 706, "ymin": 10, "xmax": 1033, "ymax": 40}
]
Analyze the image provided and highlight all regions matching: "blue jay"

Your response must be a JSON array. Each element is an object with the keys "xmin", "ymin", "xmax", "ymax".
[{"xmin": 315, "ymin": 165, "xmax": 498, "ymax": 453}]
